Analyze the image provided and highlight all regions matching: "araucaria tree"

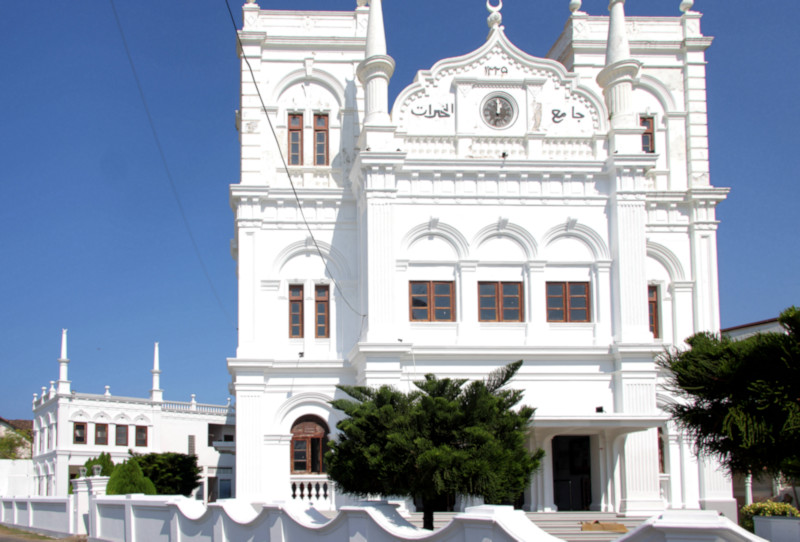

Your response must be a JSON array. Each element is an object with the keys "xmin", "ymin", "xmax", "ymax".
[
  {"xmin": 659, "ymin": 306, "xmax": 800, "ymax": 479},
  {"xmin": 326, "ymin": 361, "xmax": 543, "ymax": 530}
]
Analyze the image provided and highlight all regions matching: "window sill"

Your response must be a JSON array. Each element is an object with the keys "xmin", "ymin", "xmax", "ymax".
[{"xmin": 547, "ymin": 322, "xmax": 595, "ymax": 329}]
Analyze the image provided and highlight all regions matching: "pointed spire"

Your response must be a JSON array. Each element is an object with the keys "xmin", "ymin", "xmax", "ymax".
[
  {"xmin": 605, "ymin": 0, "xmax": 631, "ymax": 66},
  {"xmin": 365, "ymin": 0, "xmax": 387, "ymax": 58},
  {"xmin": 60, "ymin": 329, "xmax": 68, "ymax": 360},
  {"xmin": 358, "ymin": 0, "xmax": 395, "ymax": 129},
  {"xmin": 596, "ymin": 0, "xmax": 642, "ymax": 136},
  {"xmin": 57, "ymin": 329, "xmax": 71, "ymax": 395},
  {"xmin": 150, "ymin": 342, "xmax": 163, "ymax": 403},
  {"xmin": 153, "ymin": 342, "xmax": 160, "ymax": 372}
]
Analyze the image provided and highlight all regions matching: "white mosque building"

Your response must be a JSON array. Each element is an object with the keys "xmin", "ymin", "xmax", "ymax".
[
  {"xmin": 226, "ymin": 0, "xmax": 734, "ymax": 518},
  {"xmin": 29, "ymin": 0, "xmax": 735, "ymax": 519},
  {"xmin": 30, "ymin": 331, "xmax": 236, "ymax": 501}
]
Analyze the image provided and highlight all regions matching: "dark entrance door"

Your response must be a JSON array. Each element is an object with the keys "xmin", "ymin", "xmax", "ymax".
[{"xmin": 552, "ymin": 436, "xmax": 592, "ymax": 511}]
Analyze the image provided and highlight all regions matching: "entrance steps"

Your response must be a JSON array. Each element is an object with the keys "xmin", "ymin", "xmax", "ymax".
[
  {"xmin": 403, "ymin": 511, "xmax": 647, "ymax": 542},
  {"xmin": 526, "ymin": 512, "xmax": 647, "ymax": 542}
]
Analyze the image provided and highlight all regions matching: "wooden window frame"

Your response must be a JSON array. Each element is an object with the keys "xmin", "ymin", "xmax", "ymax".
[
  {"xmin": 289, "ymin": 284, "xmax": 304, "ymax": 338},
  {"xmin": 135, "ymin": 425, "xmax": 148, "ymax": 447},
  {"xmin": 546, "ymin": 282, "xmax": 591, "ymax": 323},
  {"xmin": 95, "ymin": 423, "xmax": 108, "ymax": 445},
  {"xmin": 315, "ymin": 284, "xmax": 330, "ymax": 338},
  {"xmin": 478, "ymin": 282, "xmax": 524, "ymax": 322},
  {"xmin": 73, "ymin": 422, "xmax": 87, "ymax": 445},
  {"xmin": 640, "ymin": 115, "xmax": 655, "ymax": 153},
  {"xmin": 288, "ymin": 113, "xmax": 303, "ymax": 165},
  {"xmin": 313, "ymin": 114, "xmax": 329, "ymax": 166},
  {"xmin": 409, "ymin": 281, "xmax": 455, "ymax": 322},
  {"xmin": 290, "ymin": 418, "xmax": 328, "ymax": 474},
  {"xmin": 648, "ymin": 285, "xmax": 660, "ymax": 339},
  {"xmin": 115, "ymin": 424, "xmax": 128, "ymax": 446}
]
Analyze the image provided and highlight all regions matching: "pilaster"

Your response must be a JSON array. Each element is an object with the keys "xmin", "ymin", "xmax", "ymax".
[
  {"xmin": 688, "ymin": 189, "xmax": 727, "ymax": 334},
  {"xmin": 681, "ymin": 10, "xmax": 714, "ymax": 188},
  {"xmin": 607, "ymin": 159, "xmax": 654, "ymax": 344},
  {"xmin": 231, "ymin": 379, "xmax": 267, "ymax": 502}
]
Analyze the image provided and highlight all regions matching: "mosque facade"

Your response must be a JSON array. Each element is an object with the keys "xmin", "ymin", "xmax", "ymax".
[{"xmin": 227, "ymin": 0, "xmax": 733, "ymax": 517}]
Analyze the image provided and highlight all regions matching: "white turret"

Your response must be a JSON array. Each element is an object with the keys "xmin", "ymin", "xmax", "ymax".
[
  {"xmin": 57, "ymin": 329, "xmax": 71, "ymax": 395},
  {"xmin": 596, "ymin": 0, "xmax": 643, "ymax": 150},
  {"xmin": 150, "ymin": 342, "xmax": 163, "ymax": 402},
  {"xmin": 357, "ymin": 0, "xmax": 395, "ymax": 130}
]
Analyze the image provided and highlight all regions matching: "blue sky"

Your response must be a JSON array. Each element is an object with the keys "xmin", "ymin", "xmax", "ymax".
[{"xmin": 1, "ymin": 1, "xmax": 797, "ymax": 420}]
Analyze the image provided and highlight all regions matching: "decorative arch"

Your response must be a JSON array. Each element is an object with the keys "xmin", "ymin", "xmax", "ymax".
[
  {"xmin": 113, "ymin": 413, "xmax": 131, "ymax": 423},
  {"xmin": 541, "ymin": 222, "xmax": 610, "ymax": 261},
  {"xmin": 401, "ymin": 221, "xmax": 470, "ymax": 261},
  {"xmin": 647, "ymin": 241, "xmax": 685, "ymax": 281},
  {"xmin": 275, "ymin": 391, "xmax": 336, "ymax": 428},
  {"xmin": 272, "ymin": 69, "xmax": 346, "ymax": 110},
  {"xmin": 273, "ymin": 238, "xmax": 353, "ymax": 280},
  {"xmin": 133, "ymin": 414, "xmax": 152, "ymax": 426},
  {"xmin": 69, "ymin": 410, "xmax": 89, "ymax": 422},
  {"xmin": 473, "ymin": 221, "xmax": 538, "ymax": 260},
  {"xmin": 635, "ymin": 75, "xmax": 678, "ymax": 113},
  {"xmin": 92, "ymin": 411, "xmax": 111, "ymax": 422}
]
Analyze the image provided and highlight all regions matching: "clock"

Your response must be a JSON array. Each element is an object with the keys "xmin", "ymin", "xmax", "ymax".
[{"xmin": 482, "ymin": 94, "xmax": 515, "ymax": 128}]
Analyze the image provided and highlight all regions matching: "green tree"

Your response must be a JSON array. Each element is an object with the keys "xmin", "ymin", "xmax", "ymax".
[
  {"xmin": 0, "ymin": 431, "xmax": 27, "ymax": 459},
  {"xmin": 326, "ymin": 361, "xmax": 543, "ymax": 530},
  {"xmin": 130, "ymin": 452, "xmax": 201, "ymax": 496},
  {"xmin": 659, "ymin": 306, "xmax": 800, "ymax": 477},
  {"xmin": 106, "ymin": 459, "xmax": 156, "ymax": 495},
  {"xmin": 85, "ymin": 452, "xmax": 116, "ymax": 476}
]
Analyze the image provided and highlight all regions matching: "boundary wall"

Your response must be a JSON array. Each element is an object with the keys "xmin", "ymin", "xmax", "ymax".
[{"xmin": 1, "ymin": 494, "xmax": 766, "ymax": 542}]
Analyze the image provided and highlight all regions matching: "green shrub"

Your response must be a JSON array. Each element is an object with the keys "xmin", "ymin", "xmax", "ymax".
[
  {"xmin": 106, "ymin": 459, "xmax": 156, "ymax": 495},
  {"xmin": 739, "ymin": 501, "xmax": 800, "ymax": 532},
  {"xmin": 130, "ymin": 452, "xmax": 201, "ymax": 496}
]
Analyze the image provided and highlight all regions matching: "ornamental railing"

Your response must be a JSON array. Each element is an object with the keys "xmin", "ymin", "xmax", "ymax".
[{"xmin": 290, "ymin": 474, "xmax": 335, "ymax": 510}]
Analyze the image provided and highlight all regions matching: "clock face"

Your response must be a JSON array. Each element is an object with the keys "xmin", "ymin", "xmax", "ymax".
[{"xmin": 482, "ymin": 95, "xmax": 514, "ymax": 128}]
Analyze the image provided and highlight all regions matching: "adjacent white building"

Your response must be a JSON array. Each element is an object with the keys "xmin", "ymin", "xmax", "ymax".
[
  {"xmin": 227, "ymin": 0, "xmax": 734, "ymax": 517},
  {"xmin": 31, "ymin": 331, "xmax": 235, "ymax": 501}
]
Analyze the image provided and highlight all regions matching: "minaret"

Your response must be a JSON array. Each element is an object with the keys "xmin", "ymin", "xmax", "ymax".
[
  {"xmin": 357, "ymin": 0, "xmax": 395, "ymax": 138},
  {"xmin": 56, "ymin": 329, "xmax": 71, "ymax": 394},
  {"xmin": 596, "ymin": 0, "xmax": 643, "ymax": 151},
  {"xmin": 150, "ymin": 342, "xmax": 163, "ymax": 402}
]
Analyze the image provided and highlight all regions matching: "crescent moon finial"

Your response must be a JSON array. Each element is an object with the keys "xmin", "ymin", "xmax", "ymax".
[{"xmin": 487, "ymin": 0, "xmax": 503, "ymax": 29}]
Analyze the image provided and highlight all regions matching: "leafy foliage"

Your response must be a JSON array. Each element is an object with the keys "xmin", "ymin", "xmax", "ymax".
[
  {"xmin": 106, "ymin": 459, "xmax": 156, "ymax": 495},
  {"xmin": 85, "ymin": 452, "xmax": 116, "ymax": 476},
  {"xmin": 0, "ymin": 431, "xmax": 27, "ymax": 459},
  {"xmin": 326, "ymin": 361, "xmax": 543, "ymax": 530},
  {"xmin": 739, "ymin": 501, "xmax": 800, "ymax": 532},
  {"xmin": 659, "ymin": 307, "xmax": 800, "ymax": 475},
  {"xmin": 130, "ymin": 452, "xmax": 201, "ymax": 496}
]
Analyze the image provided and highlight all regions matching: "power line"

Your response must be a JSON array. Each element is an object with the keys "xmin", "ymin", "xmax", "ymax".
[
  {"xmin": 224, "ymin": 0, "xmax": 366, "ymax": 320},
  {"xmin": 108, "ymin": 0, "xmax": 235, "ymax": 327}
]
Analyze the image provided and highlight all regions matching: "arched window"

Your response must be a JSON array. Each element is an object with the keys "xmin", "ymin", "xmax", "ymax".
[{"xmin": 290, "ymin": 416, "xmax": 329, "ymax": 474}]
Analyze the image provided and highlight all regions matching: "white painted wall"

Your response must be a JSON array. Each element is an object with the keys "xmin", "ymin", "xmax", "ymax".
[{"xmin": 226, "ymin": 1, "xmax": 731, "ymax": 516}]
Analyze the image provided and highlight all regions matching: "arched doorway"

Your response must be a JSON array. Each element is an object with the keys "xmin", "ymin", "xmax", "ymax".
[{"xmin": 290, "ymin": 415, "xmax": 329, "ymax": 474}]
